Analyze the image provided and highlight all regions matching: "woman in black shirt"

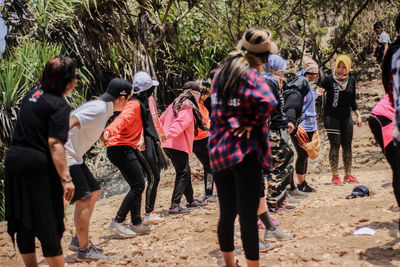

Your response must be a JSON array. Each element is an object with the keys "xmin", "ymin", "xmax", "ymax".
[
  {"xmin": 319, "ymin": 55, "xmax": 362, "ymax": 185},
  {"xmin": 5, "ymin": 56, "xmax": 76, "ymax": 267}
]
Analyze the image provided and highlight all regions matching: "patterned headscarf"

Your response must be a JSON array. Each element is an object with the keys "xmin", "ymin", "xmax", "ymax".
[{"xmin": 302, "ymin": 54, "xmax": 318, "ymax": 74}]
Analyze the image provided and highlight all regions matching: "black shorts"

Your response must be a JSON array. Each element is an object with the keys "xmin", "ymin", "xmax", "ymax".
[{"xmin": 70, "ymin": 162, "xmax": 100, "ymax": 202}]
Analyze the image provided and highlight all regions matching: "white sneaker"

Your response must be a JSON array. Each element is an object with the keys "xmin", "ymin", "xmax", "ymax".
[
  {"xmin": 143, "ymin": 212, "xmax": 165, "ymax": 225},
  {"xmin": 108, "ymin": 218, "xmax": 137, "ymax": 238}
]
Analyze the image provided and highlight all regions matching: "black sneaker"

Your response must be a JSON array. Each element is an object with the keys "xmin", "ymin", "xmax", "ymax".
[{"xmin": 297, "ymin": 181, "xmax": 316, "ymax": 193}]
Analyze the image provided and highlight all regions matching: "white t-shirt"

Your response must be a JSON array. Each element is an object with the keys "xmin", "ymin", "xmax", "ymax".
[
  {"xmin": 65, "ymin": 100, "xmax": 114, "ymax": 166},
  {"xmin": 379, "ymin": 31, "xmax": 391, "ymax": 44}
]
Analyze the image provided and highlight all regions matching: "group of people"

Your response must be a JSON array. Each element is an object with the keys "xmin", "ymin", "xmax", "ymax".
[{"xmin": 3, "ymin": 13, "xmax": 400, "ymax": 267}]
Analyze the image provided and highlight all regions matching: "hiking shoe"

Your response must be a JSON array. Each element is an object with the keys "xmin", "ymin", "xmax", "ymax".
[
  {"xmin": 344, "ymin": 174, "xmax": 359, "ymax": 183},
  {"xmin": 289, "ymin": 188, "xmax": 309, "ymax": 197},
  {"xmin": 264, "ymin": 228, "xmax": 294, "ymax": 241},
  {"xmin": 282, "ymin": 200, "xmax": 296, "ymax": 210},
  {"xmin": 69, "ymin": 236, "xmax": 103, "ymax": 253},
  {"xmin": 332, "ymin": 175, "xmax": 343, "ymax": 185},
  {"xmin": 259, "ymin": 240, "xmax": 276, "ymax": 252},
  {"xmin": 128, "ymin": 223, "xmax": 154, "ymax": 235},
  {"xmin": 169, "ymin": 205, "xmax": 191, "ymax": 214},
  {"xmin": 108, "ymin": 218, "xmax": 137, "ymax": 238},
  {"xmin": 143, "ymin": 212, "xmax": 165, "ymax": 225},
  {"xmin": 186, "ymin": 199, "xmax": 207, "ymax": 208},
  {"xmin": 297, "ymin": 181, "xmax": 316, "ymax": 193},
  {"xmin": 203, "ymin": 195, "xmax": 217, "ymax": 202},
  {"xmin": 76, "ymin": 244, "xmax": 106, "ymax": 262},
  {"xmin": 286, "ymin": 194, "xmax": 300, "ymax": 203}
]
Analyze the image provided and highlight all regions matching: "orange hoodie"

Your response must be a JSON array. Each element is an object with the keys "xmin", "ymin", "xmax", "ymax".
[{"xmin": 104, "ymin": 99, "xmax": 142, "ymax": 149}]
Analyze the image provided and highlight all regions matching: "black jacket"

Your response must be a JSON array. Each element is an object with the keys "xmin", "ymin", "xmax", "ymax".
[
  {"xmin": 282, "ymin": 76, "xmax": 311, "ymax": 127},
  {"xmin": 263, "ymin": 77, "xmax": 288, "ymax": 130}
]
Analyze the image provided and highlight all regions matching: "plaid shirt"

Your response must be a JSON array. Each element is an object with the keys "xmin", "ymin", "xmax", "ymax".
[{"xmin": 209, "ymin": 67, "xmax": 277, "ymax": 172}]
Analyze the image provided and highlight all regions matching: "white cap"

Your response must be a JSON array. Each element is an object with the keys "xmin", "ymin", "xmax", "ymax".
[{"xmin": 132, "ymin": 71, "xmax": 159, "ymax": 94}]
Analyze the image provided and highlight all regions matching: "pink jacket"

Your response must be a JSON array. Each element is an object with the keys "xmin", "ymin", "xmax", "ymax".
[{"xmin": 160, "ymin": 103, "xmax": 194, "ymax": 154}]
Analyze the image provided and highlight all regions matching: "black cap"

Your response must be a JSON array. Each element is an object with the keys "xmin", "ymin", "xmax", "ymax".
[{"xmin": 99, "ymin": 78, "xmax": 132, "ymax": 102}]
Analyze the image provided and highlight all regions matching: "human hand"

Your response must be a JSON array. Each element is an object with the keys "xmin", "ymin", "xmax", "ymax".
[
  {"xmin": 100, "ymin": 131, "xmax": 110, "ymax": 146},
  {"xmin": 62, "ymin": 180, "xmax": 75, "ymax": 202},
  {"xmin": 356, "ymin": 116, "xmax": 363, "ymax": 128},
  {"xmin": 161, "ymin": 135, "xmax": 168, "ymax": 143},
  {"xmin": 316, "ymin": 87, "xmax": 325, "ymax": 96},
  {"xmin": 231, "ymin": 126, "xmax": 253, "ymax": 139},
  {"xmin": 138, "ymin": 141, "xmax": 145, "ymax": 151},
  {"xmin": 288, "ymin": 122, "xmax": 295, "ymax": 134}
]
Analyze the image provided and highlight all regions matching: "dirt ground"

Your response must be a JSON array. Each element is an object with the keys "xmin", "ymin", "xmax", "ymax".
[{"xmin": 1, "ymin": 79, "xmax": 400, "ymax": 266}]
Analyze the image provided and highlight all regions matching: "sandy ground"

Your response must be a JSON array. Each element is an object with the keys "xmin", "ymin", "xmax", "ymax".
[{"xmin": 1, "ymin": 79, "xmax": 400, "ymax": 266}]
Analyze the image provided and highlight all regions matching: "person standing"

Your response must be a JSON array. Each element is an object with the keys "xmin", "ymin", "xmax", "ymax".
[
  {"xmin": 209, "ymin": 27, "xmax": 278, "ymax": 267},
  {"xmin": 319, "ymin": 55, "xmax": 362, "ymax": 185},
  {"xmin": 5, "ymin": 56, "xmax": 76, "ymax": 267},
  {"xmin": 102, "ymin": 78, "xmax": 154, "ymax": 237},
  {"xmin": 374, "ymin": 22, "xmax": 392, "ymax": 65},
  {"xmin": 65, "ymin": 78, "xmax": 132, "ymax": 261},
  {"xmin": 132, "ymin": 71, "xmax": 166, "ymax": 224},
  {"xmin": 384, "ymin": 13, "xmax": 400, "ymax": 230},
  {"xmin": 284, "ymin": 55, "xmax": 321, "ymax": 193},
  {"xmin": 160, "ymin": 81, "xmax": 208, "ymax": 214},
  {"xmin": 193, "ymin": 79, "xmax": 216, "ymax": 202}
]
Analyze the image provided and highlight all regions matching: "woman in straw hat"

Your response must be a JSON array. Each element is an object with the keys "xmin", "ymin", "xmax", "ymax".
[{"xmin": 209, "ymin": 27, "xmax": 278, "ymax": 266}]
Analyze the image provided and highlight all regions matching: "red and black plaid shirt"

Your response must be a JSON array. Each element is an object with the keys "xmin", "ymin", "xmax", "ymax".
[{"xmin": 209, "ymin": 67, "xmax": 277, "ymax": 172}]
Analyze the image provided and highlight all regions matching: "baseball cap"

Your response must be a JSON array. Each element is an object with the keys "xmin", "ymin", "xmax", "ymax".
[
  {"xmin": 132, "ymin": 71, "xmax": 159, "ymax": 94},
  {"xmin": 99, "ymin": 78, "xmax": 132, "ymax": 102}
]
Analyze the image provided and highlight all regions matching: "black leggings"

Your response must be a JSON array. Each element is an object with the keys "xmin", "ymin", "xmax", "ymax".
[
  {"xmin": 214, "ymin": 152, "xmax": 261, "ymax": 261},
  {"xmin": 368, "ymin": 115, "xmax": 400, "ymax": 207},
  {"xmin": 164, "ymin": 148, "xmax": 194, "ymax": 206},
  {"xmin": 139, "ymin": 136, "xmax": 161, "ymax": 213},
  {"xmin": 292, "ymin": 131, "xmax": 314, "ymax": 174},
  {"xmin": 107, "ymin": 146, "xmax": 145, "ymax": 225},
  {"xmin": 193, "ymin": 137, "xmax": 214, "ymax": 196},
  {"xmin": 324, "ymin": 115, "xmax": 353, "ymax": 176}
]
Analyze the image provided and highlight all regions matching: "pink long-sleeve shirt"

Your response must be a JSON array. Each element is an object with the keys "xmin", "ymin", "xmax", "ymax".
[{"xmin": 160, "ymin": 103, "xmax": 194, "ymax": 154}]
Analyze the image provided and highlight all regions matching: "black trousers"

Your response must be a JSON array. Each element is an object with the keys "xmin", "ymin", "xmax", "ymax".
[
  {"xmin": 107, "ymin": 146, "xmax": 145, "ymax": 225},
  {"xmin": 368, "ymin": 115, "xmax": 400, "ymax": 207},
  {"xmin": 139, "ymin": 136, "xmax": 161, "ymax": 213},
  {"xmin": 164, "ymin": 148, "xmax": 194, "ymax": 206},
  {"xmin": 292, "ymin": 131, "xmax": 315, "ymax": 175},
  {"xmin": 193, "ymin": 137, "xmax": 214, "ymax": 196},
  {"xmin": 214, "ymin": 152, "xmax": 261, "ymax": 261},
  {"xmin": 324, "ymin": 115, "xmax": 353, "ymax": 176}
]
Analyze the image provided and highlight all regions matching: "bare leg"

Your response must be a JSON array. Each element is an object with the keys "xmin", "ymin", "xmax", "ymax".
[
  {"xmin": 74, "ymin": 190, "xmax": 100, "ymax": 250},
  {"xmin": 221, "ymin": 251, "xmax": 236, "ymax": 267},
  {"xmin": 246, "ymin": 259, "xmax": 259, "ymax": 267},
  {"xmin": 257, "ymin": 197, "xmax": 267, "ymax": 215},
  {"xmin": 296, "ymin": 173, "xmax": 306, "ymax": 185},
  {"xmin": 44, "ymin": 255, "xmax": 64, "ymax": 267},
  {"xmin": 21, "ymin": 253, "xmax": 38, "ymax": 267}
]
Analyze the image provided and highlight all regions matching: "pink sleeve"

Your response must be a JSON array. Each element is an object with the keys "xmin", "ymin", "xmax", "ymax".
[
  {"xmin": 166, "ymin": 109, "xmax": 193, "ymax": 137},
  {"xmin": 149, "ymin": 96, "xmax": 165, "ymax": 136}
]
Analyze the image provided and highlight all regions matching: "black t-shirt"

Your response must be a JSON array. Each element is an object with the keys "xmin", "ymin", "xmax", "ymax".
[
  {"xmin": 11, "ymin": 88, "xmax": 71, "ymax": 153},
  {"xmin": 320, "ymin": 75, "xmax": 358, "ymax": 118}
]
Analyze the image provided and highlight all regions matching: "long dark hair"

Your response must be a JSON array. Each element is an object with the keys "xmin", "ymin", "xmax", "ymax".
[{"xmin": 41, "ymin": 56, "xmax": 77, "ymax": 96}]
